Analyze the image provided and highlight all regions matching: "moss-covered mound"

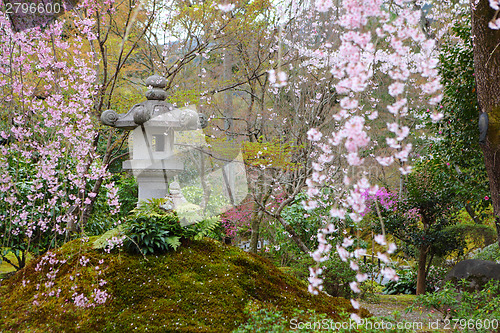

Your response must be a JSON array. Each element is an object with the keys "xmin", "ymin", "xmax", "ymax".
[{"xmin": 0, "ymin": 237, "xmax": 364, "ymax": 332}]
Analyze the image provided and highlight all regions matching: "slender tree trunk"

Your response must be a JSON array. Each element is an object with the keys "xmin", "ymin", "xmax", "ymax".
[
  {"xmin": 249, "ymin": 181, "xmax": 272, "ymax": 253},
  {"xmin": 199, "ymin": 151, "xmax": 211, "ymax": 215},
  {"xmin": 465, "ymin": 203, "xmax": 481, "ymax": 224},
  {"xmin": 416, "ymin": 245, "xmax": 428, "ymax": 295},
  {"xmin": 275, "ymin": 215, "xmax": 310, "ymax": 253},
  {"xmin": 470, "ymin": 0, "xmax": 500, "ymax": 246},
  {"xmin": 249, "ymin": 209, "xmax": 264, "ymax": 253}
]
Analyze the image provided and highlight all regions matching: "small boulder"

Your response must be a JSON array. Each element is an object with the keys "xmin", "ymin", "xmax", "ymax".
[{"xmin": 445, "ymin": 259, "xmax": 500, "ymax": 290}]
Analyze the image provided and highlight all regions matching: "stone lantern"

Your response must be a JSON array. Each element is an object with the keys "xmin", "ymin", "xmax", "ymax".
[{"xmin": 100, "ymin": 75, "xmax": 203, "ymax": 202}]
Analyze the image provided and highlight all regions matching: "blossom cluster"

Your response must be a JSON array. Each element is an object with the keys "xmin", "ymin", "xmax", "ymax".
[
  {"xmin": 489, "ymin": 0, "xmax": 500, "ymax": 29},
  {"xmin": 0, "ymin": 0, "xmax": 121, "ymax": 310},
  {"xmin": 105, "ymin": 235, "xmax": 126, "ymax": 253},
  {"xmin": 295, "ymin": 0, "xmax": 446, "ymax": 323}
]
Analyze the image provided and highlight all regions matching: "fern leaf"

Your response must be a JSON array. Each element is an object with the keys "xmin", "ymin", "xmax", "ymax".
[
  {"xmin": 166, "ymin": 236, "xmax": 181, "ymax": 251},
  {"xmin": 194, "ymin": 216, "xmax": 221, "ymax": 240}
]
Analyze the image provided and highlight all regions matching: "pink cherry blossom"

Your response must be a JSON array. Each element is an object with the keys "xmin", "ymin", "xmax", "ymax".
[
  {"xmin": 381, "ymin": 267, "xmax": 399, "ymax": 281},
  {"xmin": 307, "ymin": 128, "xmax": 323, "ymax": 141},
  {"xmin": 388, "ymin": 81, "xmax": 404, "ymax": 96},
  {"xmin": 337, "ymin": 245, "xmax": 350, "ymax": 262},
  {"xmin": 388, "ymin": 243, "xmax": 397, "ymax": 254},
  {"xmin": 430, "ymin": 112, "xmax": 444, "ymax": 122},
  {"xmin": 342, "ymin": 237, "xmax": 354, "ymax": 248},
  {"xmin": 374, "ymin": 234, "xmax": 386, "ymax": 245},
  {"xmin": 376, "ymin": 156, "xmax": 394, "ymax": 166},
  {"xmin": 356, "ymin": 273, "xmax": 368, "ymax": 282},
  {"xmin": 349, "ymin": 281, "xmax": 361, "ymax": 293},
  {"xmin": 315, "ymin": 0, "xmax": 333, "ymax": 12},
  {"xmin": 217, "ymin": 3, "xmax": 235, "ymax": 12}
]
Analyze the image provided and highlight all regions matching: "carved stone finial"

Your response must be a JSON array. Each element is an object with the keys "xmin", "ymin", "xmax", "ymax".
[
  {"xmin": 145, "ymin": 75, "xmax": 168, "ymax": 101},
  {"xmin": 145, "ymin": 75, "xmax": 167, "ymax": 88},
  {"xmin": 100, "ymin": 109, "xmax": 119, "ymax": 126}
]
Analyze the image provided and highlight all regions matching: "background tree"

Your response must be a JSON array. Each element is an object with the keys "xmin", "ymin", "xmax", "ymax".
[
  {"xmin": 380, "ymin": 158, "xmax": 463, "ymax": 295},
  {"xmin": 470, "ymin": 0, "xmax": 500, "ymax": 246},
  {"xmin": 428, "ymin": 17, "xmax": 491, "ymax": 225}
]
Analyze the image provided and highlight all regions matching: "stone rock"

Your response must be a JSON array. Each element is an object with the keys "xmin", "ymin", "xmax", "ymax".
[{"xmin": 445, "ymin": 259, "xmax": 500, "ymax": 290}]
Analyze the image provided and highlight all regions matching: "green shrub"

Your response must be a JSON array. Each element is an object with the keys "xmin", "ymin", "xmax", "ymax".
[
  {"xmin": 276, "ymin": 255, "xmax": 356, "ymax": 299},
  {"xmin": 193, "ymin": 215, "xmax": 223, "ymax": 241},
  {"xmin": 474, "ymin": 243, "xmax": 500, "ymax": 262},
  {"xmin": 233, "ymin": 307, "xmax": 289, "ymax": 333},
  {"xmin": 117, "ymin": 173, "xmax": 138, "ymax": 216},
  {"xmin": 360, "ymin": 280, "xmax": 383, "ymax": 300},
  {"xmin": 233, "ymin": 305, "xmax": 413, "ymax": 333},
  {"xmin": 85, "ymin": 173, "xmax": 138, "ymax": 237},
  {"xmin": 425, "ymin": 265, "xmax": 448, "ymax": 292},
  {"xmin": 124, "ymin": 213, "xmax": 183, "ymax": 254},
  {"xmin": 122, "ymin": 198, "xmax": 222, "ymax": 255},
  {"xmin": 383, "ymin": 265, "xmax": 447, "ymax": 295},
  {"xmin": 408, "ymin": 280, "xmax": 500, "ymax": 332},
  {"xmin": 323, "ymin": 256, "xmax": 357, "ymax": 299},
  {"xmin": 383, "ymin": 268, "xmax": 416, "ymax": 295}
]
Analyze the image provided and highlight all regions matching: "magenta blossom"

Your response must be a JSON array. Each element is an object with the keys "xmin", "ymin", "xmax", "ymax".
[{"xmin": 361, "ymin": 187, "xmax": 397, "ymax": 216}]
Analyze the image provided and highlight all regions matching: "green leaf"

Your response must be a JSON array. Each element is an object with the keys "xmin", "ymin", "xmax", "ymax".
[
  {"xmin": 166, "ymin": 236, "xmax": 181, "ymax": 251},
  {"xmin": 194, "ymin": 216, "xmax": 221, "ymax": 240}
]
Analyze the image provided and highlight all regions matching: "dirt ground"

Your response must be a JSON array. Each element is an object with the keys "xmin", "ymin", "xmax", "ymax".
[{"xmin": 361, "ymin": 294, "xmax": 445, "ymax": 332}]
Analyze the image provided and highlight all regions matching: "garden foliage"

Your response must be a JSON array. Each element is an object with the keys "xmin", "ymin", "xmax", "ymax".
[
  {"xmin": 122, "ymin": 198, "xmax": 222, "ymax": 255},
  {"xmin": 409, "ymin": 280, "xmax": 500, "ymax": 332},
  {"xmin": 0, "ymin": 237, "xmax": 359, "ymax": 332}
]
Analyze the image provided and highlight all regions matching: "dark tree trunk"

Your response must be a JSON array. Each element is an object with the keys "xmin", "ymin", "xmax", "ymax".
[
  {"xmin": 470, "ymin": 0, "xmax": 500, "ymax": 246},
  {"xmin": 416, "ymin": 245, "xmax": 428, "ymax": 295},
  {"xmin": 465, "ymin": 203, "xmax": 481, "ymax": 224}
]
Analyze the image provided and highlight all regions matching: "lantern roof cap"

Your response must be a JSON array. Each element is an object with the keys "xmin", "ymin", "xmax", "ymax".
[{"xmin": 101, "ymin": 75, "xmax": 174, "ymax": 129}]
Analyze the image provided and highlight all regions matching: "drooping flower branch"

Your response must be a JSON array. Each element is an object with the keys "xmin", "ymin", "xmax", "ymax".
[{"xmin": 291, "ymin": 0, "xmax": 448, "ymax": 322}]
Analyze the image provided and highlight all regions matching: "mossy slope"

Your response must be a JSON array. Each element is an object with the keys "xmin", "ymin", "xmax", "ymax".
[{"xmin": 0, "ymin": 237, "xmax": 362, "ymax": 332}]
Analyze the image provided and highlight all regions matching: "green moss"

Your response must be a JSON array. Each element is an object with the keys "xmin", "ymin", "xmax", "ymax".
[{"xmin": 0, "ymin": 237, "xmax": 364, "ymax": 332}]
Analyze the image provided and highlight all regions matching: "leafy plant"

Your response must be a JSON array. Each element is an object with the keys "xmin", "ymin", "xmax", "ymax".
[
  {"xmin": 233, "ymin": 307, "xmax": 288, "ymax": 333},
  {"xmin": 383, "ymin": 268, "xmax": 417, "ymax": 295},
  {"xmin": 322, "ymin": 255, "xmax": 358, "ymax": 299},
  {"xmin": 123, "ymin": 199, "xmax": 190, "ymax": 254},
  {"xmin": 360, "ymin": 280, "xmax": 383, "ymax": 301},
  {"xmin": 408, "ymin": 280, "xmax": 500, "ymax": 331},
  {"xmin": 193, "ymin": 216, "xmax": 222, "ymax": 241},
  {"xmin": 474, "ymin": 243, "xmax": 500, "ymax": 262},
  {"xmin": 124, "ymin": 213, "xmax": 183, "ymax": 254},
  {"xmin": 428, "ymin": 18, "xmax": 490, "ymax": 215},
  {"xmin": 130, "ymin": 198, "xmax": 172, "ymax": 218},
  {"xmin": 233, "ymin": 303, "xmax": 414, "ymax": 333},
  {"xmin": 116, "ymin": 173, "xmax": 138, "ymax": 217},
  {"xmin": 425, "ymin": 265, "xmax": 448, "ymax": 292},
  {"xmin": 266, "ymin": 191, "xmax": 362, "ymax": 267},
  {"xmin": 122, "ymin": 198, "xmax": 224, "ymax": 254},
  {"xmin": 85, "ymin": 173, "xmax": 138, "ymax": 237},
  {"xmin": 279, "ymin": 192, "xmax": 332, "ymax": 252}
]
